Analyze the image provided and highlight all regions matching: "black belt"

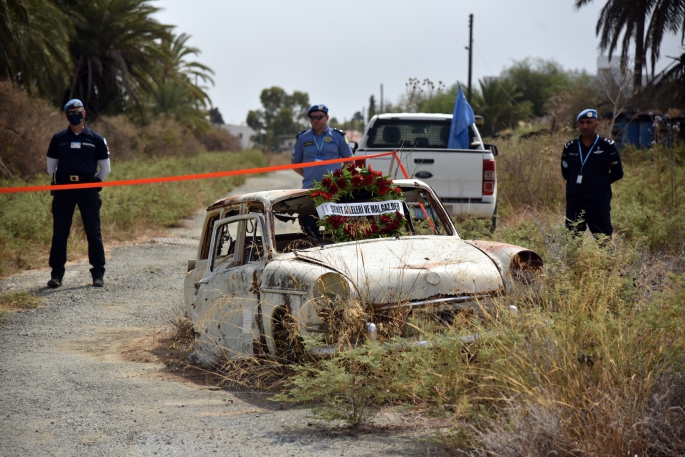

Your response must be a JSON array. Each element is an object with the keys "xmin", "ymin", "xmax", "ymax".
[{"xmin": 55, "ymin": 173, "xmax": 96, "ymax": 184}]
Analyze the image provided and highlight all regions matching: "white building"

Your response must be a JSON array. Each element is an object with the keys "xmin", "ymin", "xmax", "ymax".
[{"xmin": 219, "ymin": 124, "xmax": 255, "ymax": 150}]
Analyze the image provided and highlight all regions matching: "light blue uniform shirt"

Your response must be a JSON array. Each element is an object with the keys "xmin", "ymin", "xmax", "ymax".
[{"xmin": 291, "ymin": 126, "xmax": 353, "ymax": 189}]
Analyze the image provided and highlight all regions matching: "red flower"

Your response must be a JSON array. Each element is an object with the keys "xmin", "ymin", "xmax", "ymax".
[
  {"xmin": 329, "ymin": 215, "xmax": 345, "ymax": 229},
  {"xmin": 372, "ymin": 170, "xmax": 383, "ymax": 177},
  {"xmin": 329, "ymin": 183, "xmax": 339, "ymax": 194},
  {"xmin": 351, "ymin": 175, "xmax": 364, "ymax": 187},
  {"xmin": 333, "ymin": 169, "xmax": 343, "ymax": 178},
  {"xmin": 336, "ymin": 178, "xmax": 348, "ymax": 190},
  {"xmin": 348, "ymin": 166, "xmax": 359, "ymax": 176},
  {"xmin": 321, "ymin": 177, "xmax": 332, "ymax": 187},
  {"xmin": 377, "ymin": 185, "xmax": 390, "ymax": 195},
  {"xmin": 380, "ymin": 214, "xmax": 391, "ymax": 224},
  {"xmin": 363, "ymin": 174, "xmax": 375, "ymax": 186},
  {"xmin": 393, "ymin": 187, "xmax": 401, "ymax": 194},
  {"xmin": 323, "ymin": 193, "xmax": 333, "ymax": 201}
]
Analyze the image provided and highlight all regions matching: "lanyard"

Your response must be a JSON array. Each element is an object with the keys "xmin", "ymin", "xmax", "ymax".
[
  {"xmin": 312, "ymin": 130, "xmax": 326, "ymax": 159},
  {"xmin": 578, "ymin": 135, "xmax": 599, "ymax": 171}
]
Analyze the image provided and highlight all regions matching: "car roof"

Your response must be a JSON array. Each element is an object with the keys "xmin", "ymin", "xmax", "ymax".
[{"xmin": 205, "ymin": 179, "xmax": 430, "ymax": 211}]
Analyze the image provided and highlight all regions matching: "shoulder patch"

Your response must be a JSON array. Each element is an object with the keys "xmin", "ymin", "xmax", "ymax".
[
  {"xmin": 295, "ymin": 130, "xmax": 308, "ymax": 138},
  {"xmin": 332, "ymin": 128, "xmax": 346, "ymax": 136}
]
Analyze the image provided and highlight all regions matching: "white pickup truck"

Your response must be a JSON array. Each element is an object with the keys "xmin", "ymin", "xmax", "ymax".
[{"xmin": 353, "ymin": 113, "xmax": 498, "ymax": 224}]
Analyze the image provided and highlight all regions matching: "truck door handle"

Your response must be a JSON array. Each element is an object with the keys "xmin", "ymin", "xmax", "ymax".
[{"xmin": 414, "ymin": 159, "xmax": 434, "ymax": 164}]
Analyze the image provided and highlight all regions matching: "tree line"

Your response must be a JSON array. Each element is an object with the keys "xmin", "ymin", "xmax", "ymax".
[{"xmin": 0, "ymin": 0, "xmax": 214, "ymax": 131}]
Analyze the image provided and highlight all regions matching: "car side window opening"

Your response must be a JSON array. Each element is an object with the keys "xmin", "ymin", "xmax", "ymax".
[
  {"xmin": 242, "ymin": 217, "xmax": 265, "ymax": 264},
  {"xmin": 211, "ymin": 220, "xmax": 240, "ymax": 271}
]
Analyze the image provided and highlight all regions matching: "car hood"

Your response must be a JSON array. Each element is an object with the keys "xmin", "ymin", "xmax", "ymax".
[{"xmin": 293, "ymin": 237, "xmax": 504, "ymax": 303}]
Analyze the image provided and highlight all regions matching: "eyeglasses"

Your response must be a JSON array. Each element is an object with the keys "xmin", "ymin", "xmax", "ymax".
[{"xmin": 310, "ymin": 114, "xmax": 326, "ymax": 121}]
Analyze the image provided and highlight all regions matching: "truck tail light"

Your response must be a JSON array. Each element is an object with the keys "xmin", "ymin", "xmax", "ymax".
[{"xmin": 483, "ymin": 159, "xmax": 496, "ymax": 196}]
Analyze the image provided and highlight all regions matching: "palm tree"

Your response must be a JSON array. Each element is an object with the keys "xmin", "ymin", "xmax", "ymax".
[
  {"xmin": 0, "ymin": 0, "xmax": 72, "ymax": 103},
  {"xmin": 59, "ymin": 0, "xmax": 172, "ymax": 118},
  {"xmin": 575, "ymin": 0, "xmax": 655, "ymax": 90},
  {"xmin": 144, "ymin": 33, "xmax": 215, "ymax": 131},
  {"xmin": 645, "ymin": 0, "xmax": 685, "ymax": 75},
  {"xmin": 470, "ymin": 79, "xmax": 533, "ymax": 137}
]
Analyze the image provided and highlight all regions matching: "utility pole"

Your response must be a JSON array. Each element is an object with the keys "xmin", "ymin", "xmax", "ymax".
[{"xmin": 467, "ymin": 14, "xmax": 473, "ymax": 104}]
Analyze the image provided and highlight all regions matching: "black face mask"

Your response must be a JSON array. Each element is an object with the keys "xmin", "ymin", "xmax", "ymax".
[{"xmin": 67, "ymin": 112, "xmax": 84, "ymax": 126}]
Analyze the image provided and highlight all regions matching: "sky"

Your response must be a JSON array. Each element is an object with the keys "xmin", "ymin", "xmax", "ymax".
[{"xmin": 153, "ymin": 0, "xmax": 684, "ymax": 125}]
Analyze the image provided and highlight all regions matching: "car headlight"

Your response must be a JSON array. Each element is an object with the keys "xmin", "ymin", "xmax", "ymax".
[
  {"xmin": 313, "ymin": 272, "xmax": 350, "ymax": 306},
  {"xmin": 509, "ymin": 250, "xmax": 544, "ymax": 285}
]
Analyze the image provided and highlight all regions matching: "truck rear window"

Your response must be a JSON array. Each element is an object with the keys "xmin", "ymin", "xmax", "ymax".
[{"xmin": 366, "ymin": 119, "xmax": 453, "ymax": 149}]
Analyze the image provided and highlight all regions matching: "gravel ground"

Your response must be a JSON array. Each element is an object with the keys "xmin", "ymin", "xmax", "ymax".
[{"xmin": 0, "ymin": 170, "xmax": 448, "ymax": 457}]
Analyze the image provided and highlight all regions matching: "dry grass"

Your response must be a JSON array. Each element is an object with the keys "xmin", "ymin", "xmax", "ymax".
[
  {"xmin": 0, "ymin": 291, "xmax": 41, "ymax": 310},
  {"xmin": 0, "ymin": 80, "xmax": 65, "ymax": 179},
  {"xmin": 0, "ymin": 291, "xmax": 41, "ymax": 323}
]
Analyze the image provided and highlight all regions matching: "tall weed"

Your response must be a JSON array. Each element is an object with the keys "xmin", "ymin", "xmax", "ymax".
[{"xmin": 275, "ymin": 222, "xmax": 685, "ymax": 453}]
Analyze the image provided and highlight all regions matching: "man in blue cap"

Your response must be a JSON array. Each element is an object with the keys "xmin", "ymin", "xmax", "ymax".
[
  {"xmin": 291, "ymin": 104, "xmax": 352, "ymax": 236},
  {"xmin": 291, "ymin": 104, "xmax": 353, "ymax": 188},
  {"xmin": 46, "ymin": 99, "xmax": 111, "ymax": 288},
  {"xmin": 561, "ymin": 108, "xmax": 623, "ymax": 239}
]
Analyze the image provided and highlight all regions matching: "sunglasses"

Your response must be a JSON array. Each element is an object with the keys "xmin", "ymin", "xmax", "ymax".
[{"xmin": 310, "ymin": 114, "xmax": 326, "ymax": 121}]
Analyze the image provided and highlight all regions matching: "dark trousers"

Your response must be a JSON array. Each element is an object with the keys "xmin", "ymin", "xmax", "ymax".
[
  {"xmin": 565, "ymin": 197, "xmax": 613, "ymax": 238},
  {"xmin": 49, "ymin": 189, "xmax": 105, "ymax": 279}
]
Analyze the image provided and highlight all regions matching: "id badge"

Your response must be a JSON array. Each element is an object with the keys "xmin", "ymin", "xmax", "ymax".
[
  {"xmin": 576, "ymin": 174, "xmax": 583, "ymax": 184},
  {"xmin": 70, "ymin": 142, "xmax": 81, "ymax": 149}
]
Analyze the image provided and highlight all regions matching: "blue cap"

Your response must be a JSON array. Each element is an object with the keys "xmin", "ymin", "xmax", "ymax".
[
  {"xmin": 306, "ymin": 104, "xmax": 328, "ymax": 117},
  {"xmin": 64, "ymin": 99, "xmax": 84, "ymax": 112},
  {"xmin": 577, "ymin": 109, "xmax": 598, "ymax": 122}
]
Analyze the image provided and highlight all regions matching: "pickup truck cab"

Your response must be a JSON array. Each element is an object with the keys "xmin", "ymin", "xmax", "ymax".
[{"xmin": 354, "ymin": 113, "xmax": 497, "ymax": 221}]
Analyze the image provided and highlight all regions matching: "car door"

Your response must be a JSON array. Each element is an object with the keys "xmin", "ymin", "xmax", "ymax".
[{"xmin": 191, "ymin": 214, "xmax": 268, "ymax": 359}]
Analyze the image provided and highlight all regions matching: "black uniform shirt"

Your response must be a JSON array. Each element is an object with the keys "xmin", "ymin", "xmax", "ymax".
[
  {"xmin": 561, "ymin": 135, "xmax": 623, "ymax": 198},
  {"xmin": 47, "ymin": 126, "xmax": 109, "ymax": 175}
]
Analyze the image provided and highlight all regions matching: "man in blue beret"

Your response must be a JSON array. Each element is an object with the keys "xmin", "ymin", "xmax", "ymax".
[
  {"xmin": 561, "ymin": 108, "xmax": 623, "ymax": 239},
  {"xmin": 291, "ymin": 104, "xmax": 353, "ymax": 236},
  {"xmin": 46, "ymin": 99, "xmax": 111, "ymax": 288}
]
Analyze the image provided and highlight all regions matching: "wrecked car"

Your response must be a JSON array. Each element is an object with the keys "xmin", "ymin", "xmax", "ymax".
[{"xmin": 184, "ymin": 179, "xmax": 543, "ymax": 363}]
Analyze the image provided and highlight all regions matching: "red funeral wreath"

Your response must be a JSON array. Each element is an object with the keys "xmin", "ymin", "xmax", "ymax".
[{"xmin": 309, "ymin": 163, "xmax": 406, "ymax": 242}]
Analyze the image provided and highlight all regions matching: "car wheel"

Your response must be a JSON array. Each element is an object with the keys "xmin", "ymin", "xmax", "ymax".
[{"xmin": 272, "ymin": 308, "xmax": 305, "ymax": 364}]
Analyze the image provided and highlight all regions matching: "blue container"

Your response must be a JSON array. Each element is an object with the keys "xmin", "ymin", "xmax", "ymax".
[
  {"xmin": 639, "ymin": 121, "xmax": 653, "ymax": 148},
  {"xmin": 613, "ymin": 117, "xmax": 626, "ymax": 149},
  {"xmin": 625, "ymin": 120, "xmax": 640, "ymax": 147}
]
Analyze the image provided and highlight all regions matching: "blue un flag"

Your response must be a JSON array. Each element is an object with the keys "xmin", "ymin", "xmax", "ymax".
[{"xmin": 447, "ymin": 85, "xmax": 476, "ymax": 150}]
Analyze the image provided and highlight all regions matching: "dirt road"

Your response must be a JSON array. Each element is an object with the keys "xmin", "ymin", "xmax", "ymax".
[{"xmin": 0, "ymin": 170, "xmax": 443, "ymax": 457}]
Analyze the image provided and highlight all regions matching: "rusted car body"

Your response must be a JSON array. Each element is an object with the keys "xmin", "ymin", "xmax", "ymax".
[{"xmin": 184, "ymin": 180, "xmax": 542, "ymax": 363}]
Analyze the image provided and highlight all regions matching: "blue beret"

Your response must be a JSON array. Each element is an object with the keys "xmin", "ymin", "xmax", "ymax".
[
  {"xmin": 577, "ymin": 109, "xmax": 598, "ymax": 122},
  {"xmin": 306, "ymin": 104, "xmax": 328, "ymax": 117},
  {"xmin": 64, "ymin": 99, "xmax": 84, "ymax": 112}
]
